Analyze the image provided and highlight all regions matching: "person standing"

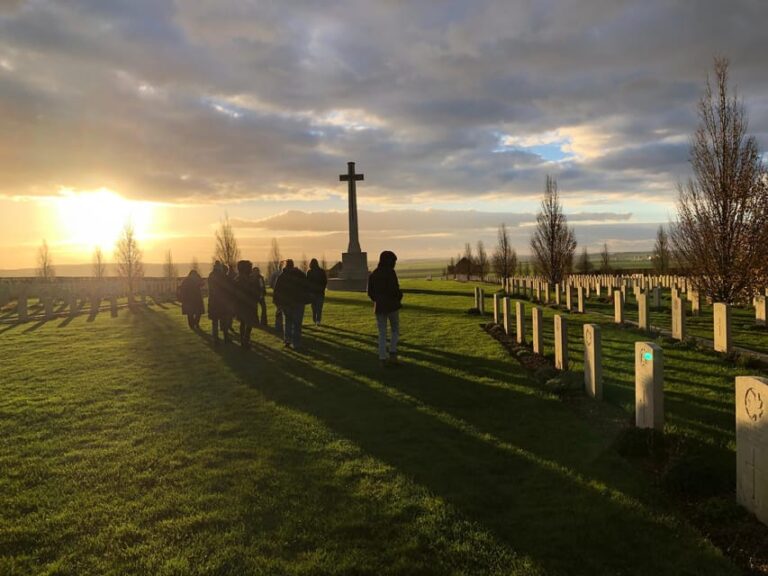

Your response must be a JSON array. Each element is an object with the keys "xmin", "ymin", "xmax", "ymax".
[
  {"xmin": 234, "ymin": 260, "xmax": 259, "ymax": 350},
  {"xmin": 367, "ymin": 250, "xmax": 403, "ymax": 366},
  {"xmin": 180, "ymin": 269, "xmax": 205, "ymax": 329},
  {"xmin": 253, "ymin": 266, "xmax": 268, "ymax": 326},
  {"xmin": 207, "ymin": 261, "xmax": 229, "ymax": 345},
  {"xmin": 273, "ymin": 259, "xmax": 308, "ymax": 350},
  {"xmin": 269, "ymin": 261, "xmax": 284, "ymax": 336},
  {"xmin": 306, "ymin": 258, "xmax": 327, "ymax": 326}
]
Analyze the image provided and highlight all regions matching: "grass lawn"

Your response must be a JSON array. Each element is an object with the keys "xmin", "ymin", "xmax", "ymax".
[{"xmin": 0, "ymin": 280, "xmax": 750, "ymax": 575}]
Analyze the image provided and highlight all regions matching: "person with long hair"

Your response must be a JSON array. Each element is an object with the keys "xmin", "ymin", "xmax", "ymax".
[{"xmin": 367, "ymin": 251, "xmax": 403, "ymax": 366}]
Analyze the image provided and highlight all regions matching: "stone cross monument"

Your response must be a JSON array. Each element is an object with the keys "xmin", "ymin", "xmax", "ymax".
[{"xmin": 327, "ymin": 161, "xmax": 369, "ymax": 292}]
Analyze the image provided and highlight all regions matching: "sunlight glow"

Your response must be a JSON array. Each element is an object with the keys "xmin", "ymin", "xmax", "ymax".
[{"xmin": 53, "ymin": 188, "xmax": 155, "ymax": 252}]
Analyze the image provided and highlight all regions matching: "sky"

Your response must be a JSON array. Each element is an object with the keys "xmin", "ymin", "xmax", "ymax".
[{"xmin": 1, "ymin": 0, "xmax": 767, "ymax": 270}]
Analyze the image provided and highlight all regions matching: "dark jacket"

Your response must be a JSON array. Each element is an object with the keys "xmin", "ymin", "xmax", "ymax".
[
  {"xmin": 273, "ymin": 267, "xmax": 309, "ymax": 308},
  {"xmin": 367, "ymin": 267, "xmax": 402, "ymax": 315},
  {"xmin": 306, "ymin": 267, "xmax": 328, "ymax": 296},
  {"xmin": 208, "ymin": 268, "xmax": 232, "ymax": 320},
  {"xmin": 234, "ymin": 274, "xmax": 262, "ymax": 326},
  {"xmin": 180, "ymin": 273, "xmax": 205, "ymax": 316}
]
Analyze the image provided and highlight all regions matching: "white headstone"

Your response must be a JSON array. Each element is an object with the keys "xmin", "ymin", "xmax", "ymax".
[
  {"xmin": 502, "ymin": 297, "xmax": 512, "ymax": 335},
  {"xmin": 583, "ymin": 324, "xmax": 602, "ymax": 400},
  {"xmin": 755, "ymin": 295, "xmax": 766, "ymax": 327},
  {"xmin": 554, "ymin": 314, "xmax": 568, "ymax": 371},
  {"xmin": 671, "ymin": 295, "xmax": 686, "ymax": 341},
  {"xmin": 614, "ymin": 290, "xmax": 624, "ymax": 324},
  {"xmin": 736, "ymin": 376, "xmax": 768, "ymax": 526},
  {"xmin": 637, "ymin": 291, "xmax": 649, "ymax": 331},
  {"xmin": 515, "ymin": 301, "xmax": 526, "ymax": 344},
  {"xmin": 493, "ymin": 293, "xmax": 501, "ymax": 324},
  {"xmin": 577, "ymin": 286, "xmax": 585, "ymax": 313},
  {"xmin": 713, "ymin": 303, "xmax": 732, "ymax": 353},
  {"xmin": 532, "ymin": 306, "xmax": 543, "ymax": 354},
  {"xmin": 635, "ymin": 342, "xmax": 664, "ymax": 430},
  {"xmin": 478, "ymin": 288, "xmax": 485, "ymax": 315}
]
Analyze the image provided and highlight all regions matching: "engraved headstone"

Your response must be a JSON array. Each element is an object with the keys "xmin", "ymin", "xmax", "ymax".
[
  {"xmin": 671, "ymin": 295, "xmax": 686, "ymax": 341},
  {"xmin": 736, "ymin": 376, "xmax": 768, "ymax": 526},
  {"xmin": 755, "ymin": 295, "xmax": 766, "ymax": 327},
  {"xmin": 714, "ymin": 303, "xmax": 732, "ymax": 353},
  {"xmin": 554, "ymin": 314, "xmax": 568, "ymax": 371},
  {"xmin": 635, "ymin": 342, "xmax": 664, "ymax": 430},
  {"xmin": 532, "ymin": 306, "xmax": 543, "ymax": 354},
  {"xmin": 515, "ymin": 301, "xmax": 526, "ymax": 344},
  {"xmin": 614, "ymin": 290, "xmax": 624, "ymax": 324},
  {"xmin": 637, "ymin": 291, "xmax": 649, "ymax": 331},
  {"xmin": 565, "ymin": 287, "xmax": 573, "ymax": 312},
  {"xmin": 690, "ymin": 290, "xmax": 701, "ymax": 316},
  {"xmin": 584, "ymin": 324, "xmax": 602, "ymax": 400}
]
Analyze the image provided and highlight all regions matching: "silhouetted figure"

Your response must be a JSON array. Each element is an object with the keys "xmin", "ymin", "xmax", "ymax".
[
  {"xmin": 180, "ymin": 269, "xmax": 205, "ymax": 329},
  {"xmin": 367, "ymin": 250, "xmax": 403, "ymax": 366},
  {"xmin": 234, "ymin": 260, "xmax": 260, "ymax": 350},
  {"xmin": 273, "ymin": 259, "xmax": 309, "ymax": 350},
  {"xmin": 270, "ymin": 261, "xmax": 284, "ymax": 336},
  {"xmin": 253, "ymin": 266, "xmax": 268, "ymax": 326},
  {"xmin": 208, "ymin": 261, "xmax": 231, "ymax": 345},
  {"xmin": 306, "ymin": 258, "xmax": 328, "ymax": 326},
  {"xmin": 220, "ymin": 265, "xmax": 236, "ymax": 341}
]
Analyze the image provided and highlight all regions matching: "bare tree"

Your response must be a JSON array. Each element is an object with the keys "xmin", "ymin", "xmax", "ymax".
[
  {"xmin": 530, "ymin": 175, "xmax": 577, "ymax": 286},
  {"xmin": 36, "ymin": 239, "xmax": 55, "ymax": 281},
  {"xmin": 599, "ymin": 243, "xmax": 611, "ymax": 273},
  {"xmin": 671, "ymin": 58, "xmax": 768, "ymax": 303},
  {"xmin": 476, "ymin": 240, "xmax": 488, "ymax": 281},
  {"xmin": 576, "ymin": 247, "xmax": 593, "ymax": 274},
  {"xmin": 163, "ymin": 250, "xmax": 178, "ymax": 281},
  {"xmin": 92, "ymin": 247, "xmax": 106, "ymax": 279},
  {"xmin": 492, "ymin": 223, "xmax": 516, "ymax": 281},
  {"xmin": 652, "ymin": 225, "xmax": 671, "ymax": 274},
  {"xmin": 267, "ymin": 238, "xmax": 282, "ymax": 279},
  {"xmin": 214, "ymin": 214, "xmax": 241, "ymax": 272},
  {"xmin": 115, "ymin": 222, "xmax": 144, "ymax": 303}
]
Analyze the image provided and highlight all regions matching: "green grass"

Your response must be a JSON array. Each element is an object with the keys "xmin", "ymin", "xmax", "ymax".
[{"xmin": 0, "ymin": 281, "xmax": 748, "ymax": 575}]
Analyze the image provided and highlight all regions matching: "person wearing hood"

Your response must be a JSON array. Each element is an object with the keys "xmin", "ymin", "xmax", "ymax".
[
  {"xmin": 273, "ymin": 259, "xmax": 309, "ymax": 350},
  {"xmin": 180, "ymin": 269, "xmax": 205, "ymax": 330},
  {"xmin": 367, "ymin": 250, "xmax": 403, "ymax": 366},
  {"xmin": 208, "ymin": 261, "xmax": 231, "ymax": 345},
  {"xmin": 306, "ymin": 258, "xmax": 328, "ymax": 326},
  {"xmin": 234, "ymin": 260, "xmax": 260, "ymax": 350}
]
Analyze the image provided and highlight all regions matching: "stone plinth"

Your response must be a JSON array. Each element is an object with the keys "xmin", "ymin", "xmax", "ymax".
[
  {"xmin": 554, "ymin": 314, "xmax": 568, "ymax": 371},
  {"xmin": 736, "ymin": 376, "xmax": 768, "ymax": 526},
  {"xmin": 327, "ymin": 251, "xmax": 369, "ymax": 292},
  {"xmin": 714, "ymin": 303, "xmax": 732, "ymax": 353},
  {"xmin": 635, "ymin": 342, "xmax": 663, "ymax": 430},
  {"xmin": 532, "ymin": 306, "xmax": 543, "ymax": 354},
  {"xmin": 584, "ymin": 324, "xmax": 602, "ymax": 400}
]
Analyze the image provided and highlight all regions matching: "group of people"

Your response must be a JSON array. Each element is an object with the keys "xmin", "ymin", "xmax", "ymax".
[{"xmin": 177, "ymin": 250, "xmax": 403, "ymax": 365}]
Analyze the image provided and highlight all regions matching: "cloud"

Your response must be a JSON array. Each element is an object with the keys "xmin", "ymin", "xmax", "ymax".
[{"xmin": 0, "ymin": 0, "xmax": 766, "ymax": 211}]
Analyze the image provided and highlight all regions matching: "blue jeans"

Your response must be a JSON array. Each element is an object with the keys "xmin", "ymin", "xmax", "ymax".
[
  {"xmin": 376, "ymin": 311, "xmax": 400, "ymax": 360},
  {"xmin": 284, "ymin": 304, "xmax": 305, "ymax": 348},
  {"xmin": 311, "ymin": 294, "xmax": 325, "ymax": 324}
]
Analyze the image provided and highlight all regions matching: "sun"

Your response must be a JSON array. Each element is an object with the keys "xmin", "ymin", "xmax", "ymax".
[{"xmin": 54, "ymin": 188, "xmax": 155, "ymax": 252}]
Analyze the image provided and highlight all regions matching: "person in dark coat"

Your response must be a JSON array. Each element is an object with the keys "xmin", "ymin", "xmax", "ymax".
[
  {"xmin": 273, "ymin": 259, "xmax": 309, "ymax": 350},
  {"xmin": 253, "ymin": 266, "xmax": 268, "ymax": 326},
  {"xmin": 367, "ymin": 250, "xmax": 403, "ymax": 365},
  {"xmin": 306, "ymin": 258, "xmax": 328, "ymax": 326},
  {"xmin": 234, "ymin": 260, "xmax": 261, "ymax": 350},
  {"xmin": 269, "ymin": 262, "xmax": 284, "ymax": 335},
  {"xmin": 208, "ymin": 261, "xmax": 231, "ymax": 345},
  {"xmin": 180, "ymin": 269, "xmax": 205, "ymax": 329}
]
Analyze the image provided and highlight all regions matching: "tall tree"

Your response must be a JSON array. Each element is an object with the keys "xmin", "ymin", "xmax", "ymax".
[
  {"xmin": 475, "ymin": 240, "xmax": 488, "ymax": 281},
  {"xmin": 115, "ymin": 222, "xmax": 144, "ymax": 303},
  {"xmin": 92, "ymin": 247, "xmax": 107, "ymax": 279},
  {"xmin": 267, "ymin": 238, "xmax": 282, "ymax": 279},
  {"xmin": 530, "ymin": 175, "xmax": 577, "ymax": 285},
  {"xmin": 36, "ymin": 239, "xmax": 55, "ymax": 281},
  {"xmin": 671, "ymin": 58, "xmax": 768, "ymax": 303},
  {"xmin": 214, "ymin": 214, "xmax": 241, "ymax": 272},
  {"xmin": 576, "ymin": 247, "xmax": 593, "ymax": 274},
  {"xmin": 599, "ymin": 243, "xmax": 611, "ymax": 273},
  {"xmin": 163, "ymin": 250, "xmax": 178, "ymax": 280},
  {"xmin": 492, "ymin": 223, "xmax": 516, "ymax": 281},
  {"xmin": 652, "ymin": 225, "xmax": 671, "ymax": 274}
]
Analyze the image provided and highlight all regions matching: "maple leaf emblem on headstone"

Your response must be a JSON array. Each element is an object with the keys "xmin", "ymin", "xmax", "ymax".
[{"xmin": 745, "ymin": 388, "xmax": 764, "ymax": 422}]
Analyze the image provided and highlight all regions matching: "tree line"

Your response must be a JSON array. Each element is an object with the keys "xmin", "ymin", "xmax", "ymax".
[{"xmin": 447, "ymin": 58, "xmax": 768, "ymax": 304}]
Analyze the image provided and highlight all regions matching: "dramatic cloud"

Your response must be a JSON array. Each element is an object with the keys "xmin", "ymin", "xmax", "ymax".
[{"xmin": 0, "ymin": 0, "xmax": 766, "ymax": 267}]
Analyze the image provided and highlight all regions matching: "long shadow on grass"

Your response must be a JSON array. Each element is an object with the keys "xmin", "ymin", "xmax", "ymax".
[{"xmin": 127, "ymin": 308, "xmax": 738, "ymax": 576}]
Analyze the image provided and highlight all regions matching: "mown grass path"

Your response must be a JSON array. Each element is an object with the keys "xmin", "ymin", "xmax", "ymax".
[{"xmin": 0, "ymin": 280, "xmax": 743, "ymax": 575}]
